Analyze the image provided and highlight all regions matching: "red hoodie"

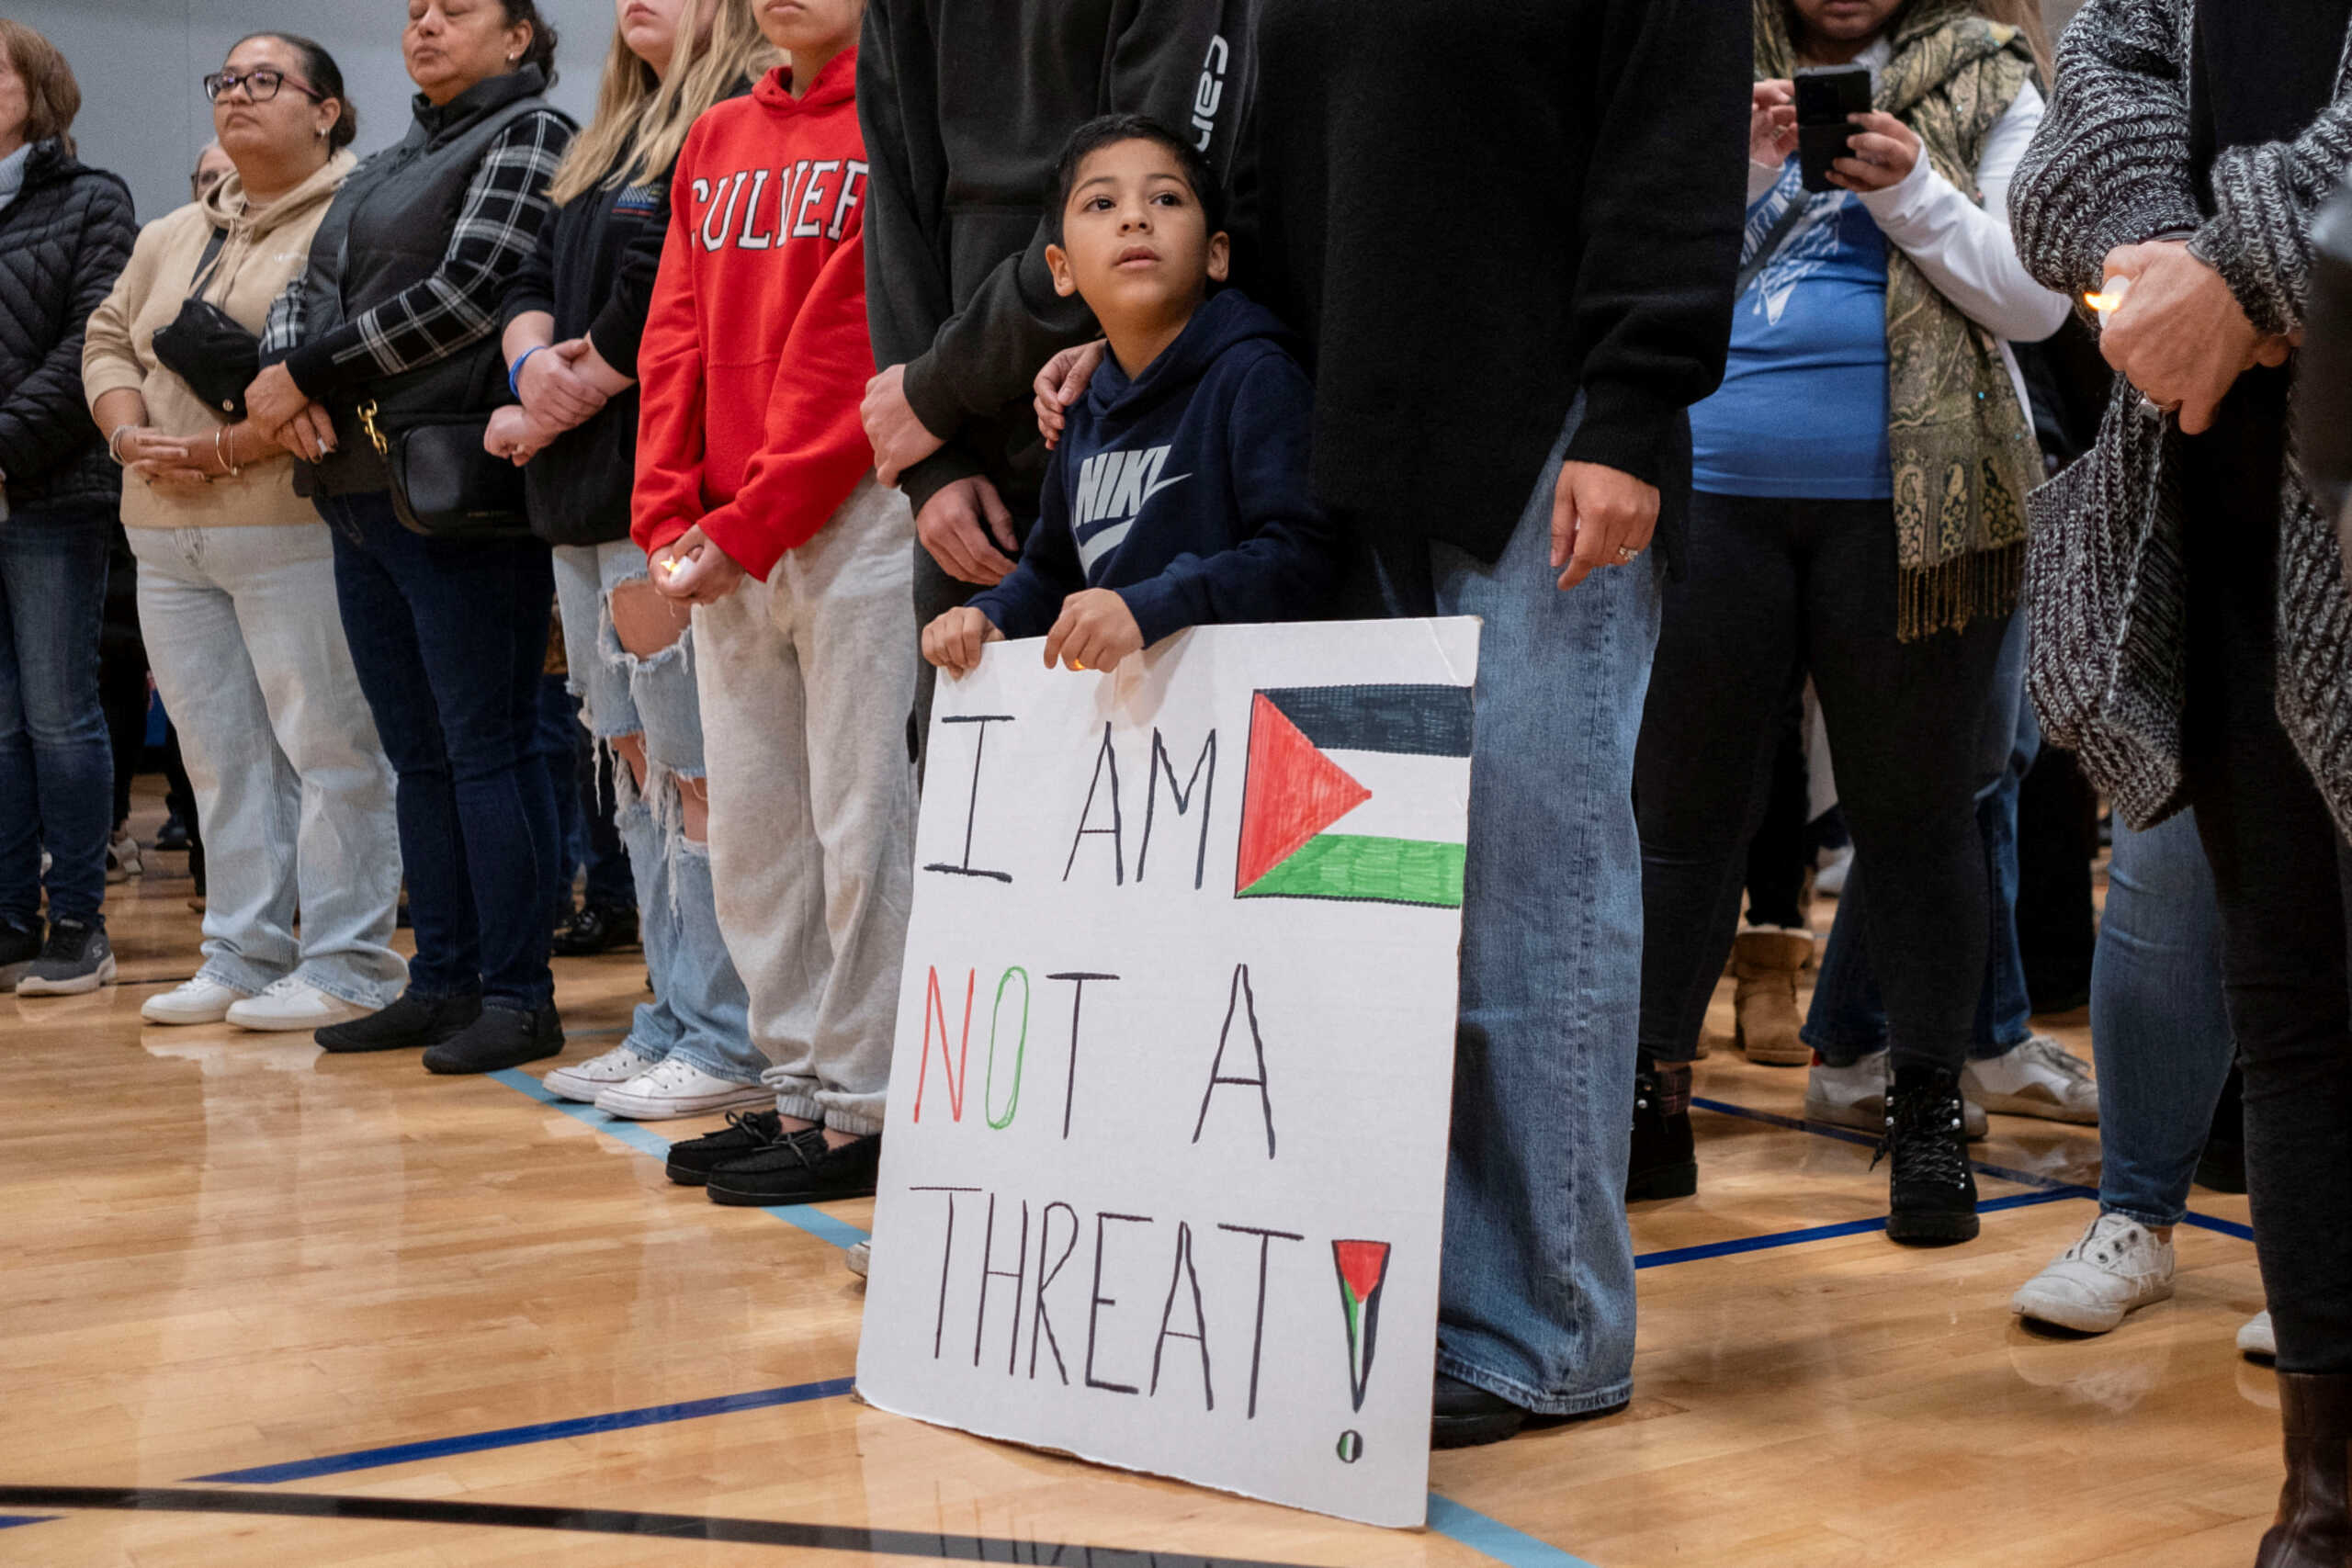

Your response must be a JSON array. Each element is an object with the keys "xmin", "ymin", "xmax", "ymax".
[{"xmin": 633, "ymin": 54, "xmax": 874, "ymax": 577}]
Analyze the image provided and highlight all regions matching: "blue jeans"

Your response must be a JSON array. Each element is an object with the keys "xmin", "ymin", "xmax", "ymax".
[
  {"xmin": 0, "ymin": 511, "xmax": 114, "ymax": 928},
  {"xmin": 129, "ymin": 523, "xmax": 406, "ymax": 1007},
  {"xmin": 553, "ymin": 541, "xmax": 760, "ymax": 1086},
  {"xmin": 2093, "ymin": 810, "xmax": 2233, "ymax": 1228},
  {"xmin": 1384, "ymin": 404, "xmax": 1660, "ymax": 1415},
  {"xmin": 321, "ymin": 492, "xmax": 558, "ymax": 1010},
  {"xmin": 1804, "ymin": 610, "xmax": 2038, "ymax": 1065}
]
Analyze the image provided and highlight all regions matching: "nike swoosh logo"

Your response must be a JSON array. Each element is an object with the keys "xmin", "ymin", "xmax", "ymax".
[{"xmin": 1139, "ymin": 471, "xmax": 1192, "ymax": 507}]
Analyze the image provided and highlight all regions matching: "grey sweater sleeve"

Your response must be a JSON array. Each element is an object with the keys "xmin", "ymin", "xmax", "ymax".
[
  {"xmin": 2196, "ymin": 96, "xmax": 2352, "ymax": 336},
  {"xmin": 2009, "ymin": 0, "xmax": 2204, "ymax": 301}
]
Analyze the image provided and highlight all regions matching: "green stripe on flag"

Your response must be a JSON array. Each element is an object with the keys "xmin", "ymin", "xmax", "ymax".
[{"xmin": 1238, "ymin": 834, "xmax": 1464, "ymax": 908}]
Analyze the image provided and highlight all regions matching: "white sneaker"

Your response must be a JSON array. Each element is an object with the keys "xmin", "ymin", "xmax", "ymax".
[
  {"xmin": 1805, "ymin": 1049, "xmax": 1989, "ymax": 1139},
  {"xmin": 2011, "ymin": 1213, "xmax": 2176, "ymax": 1333},
  {"xmin": 2239, "ymin": 1310, "xmax": 2277, "ymax": 1363},
  {"xmin": 1963, "ymin": 1035, "xmax": 2099, "ymax": 1124},
  {"xmin": 107, "ymin": 829, "xmax": 141, "ymax": 884},
  {"xmin": 594, "ymin": 1057, "xmax": 772, "ymax": 1121},
  {"xmin": 847, "ymin": 1239, "xmax": 871, "ymax": 1280},
  {"xmin": 141, "ymin": 976, "xmax": 251, "ymax": 1026},
  {"xmin": 1815, "ymin": 843, "xmax": 1853, "ymax": 897},
  {"xmin": 543, "ymin": 1041, "xmax": 665, "ymax": 1102},
  {"xmin": 225, "ymin": 976, "xmax": 372, "ymax": 1032}
]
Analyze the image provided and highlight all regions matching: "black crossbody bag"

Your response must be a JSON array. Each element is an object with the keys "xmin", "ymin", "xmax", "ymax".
[{"xmin": 150, "ymin": 228, "xmax": 262, "ymax": 421}]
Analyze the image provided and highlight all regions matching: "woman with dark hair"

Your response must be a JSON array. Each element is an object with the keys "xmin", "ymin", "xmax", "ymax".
[
  {"xmin": 246, "ymin": 0, "xmax": 576, "ymax": 1071},
  {"xmin": 0, "ymin": 19, "xmax": 136, "ymax": 997},
  {"xmin": 84, "ymin": 32, "xmax": 404, "ymax": 1032}
]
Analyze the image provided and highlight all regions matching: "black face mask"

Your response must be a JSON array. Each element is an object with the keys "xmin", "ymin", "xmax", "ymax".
[{"xmin": 149, "ymin": 228, "xmax": 261, "ymax": 421}]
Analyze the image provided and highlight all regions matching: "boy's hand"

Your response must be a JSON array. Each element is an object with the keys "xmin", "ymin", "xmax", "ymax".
[
  {"xmin": 918, "ymin": 474, "xmax": 1021, "ymax": 584},
  {"xmin": 863, "ymin": 363, "xmax": 946, "ymax": 487},
  {"xmin": 1552, "ymin": 461, "xmax": 1658, "ymax": 591},
  {"xmin": 1042, "ymin": 589, "xmax": 1144, "ymax": 673},
  {"xmin": 922, "ymin": 605, "xmax": 1004, "ymax": 676},
  {"xmin": 1034, "ymin": 341, "xmax": 1107, "ymax": 450},
  {"xmin": 650, "ymin": 525, "xmax": 749, "ymax": 605}
]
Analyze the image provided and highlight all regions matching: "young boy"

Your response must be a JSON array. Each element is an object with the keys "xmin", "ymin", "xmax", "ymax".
[
  {"xmin": 922, "ymin": 116, "xmax": 1338, "ymax": 677},
  {"xmin": 632, "ymin": 0, "xmax": 914, "ymax": 1205}
]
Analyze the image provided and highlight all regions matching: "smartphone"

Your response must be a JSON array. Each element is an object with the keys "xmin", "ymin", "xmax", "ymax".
[{"xmin": 1794, "ymin": 65, "xmax": 1873, "ymax": 193}]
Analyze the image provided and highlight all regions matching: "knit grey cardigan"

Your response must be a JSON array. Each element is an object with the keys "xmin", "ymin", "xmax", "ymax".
[{"xmin": 2008, "ymin": 0, "xmax": 2352, "ymax": 835}]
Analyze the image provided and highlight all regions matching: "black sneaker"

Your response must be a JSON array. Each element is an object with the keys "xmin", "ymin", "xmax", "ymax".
[
  {"xmin": 0, "ymin": 919, "xmax": 41, "ymax": 992},
  {"xmin": 17, "ymin": 919, "xmax": 116, "ymax": 996},
  {"xmin": 317, "ymin": 989, "xmax": 481, "ymax": 1053},
  {"xmin": 1878, "ymin": 1064, "xmax": 1980, "ymax": 1245},
  {"xmin": 1433, "ymin": 1374, "xmax": 1530, "ymax": 1449},
  {"xmin": 665, "ymin": 1110, "xmax": 786, "ymax": 1186},
  {"xmin": 422, "ymin": 1003, "xmax": 565, "ymax": 1075},
  {"xmin": 1626, "ymin": 1057, "xmax": 1697, "ymax": 1201},
  {"xmin": 707, "ymin": 1131, "xmax": 881, "ymax": 1206},
  {"xmin": 552, "ymin": 902, "xmax": 639, "ymax": 958}
]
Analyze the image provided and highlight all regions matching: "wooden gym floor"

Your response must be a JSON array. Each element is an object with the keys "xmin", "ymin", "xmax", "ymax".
[{"xmin": 2, "ymin": 790, "xmax": 2276, "ymax": 1566}]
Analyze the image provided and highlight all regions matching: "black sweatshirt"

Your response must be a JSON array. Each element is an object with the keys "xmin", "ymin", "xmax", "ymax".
[
  {"xmin": 857, "ymin": 0, "xmax": 1250, "ymax": 520},
  {"xmin": 1237, "ymin": 0, "xmax": 1752, "ymax": 569}
]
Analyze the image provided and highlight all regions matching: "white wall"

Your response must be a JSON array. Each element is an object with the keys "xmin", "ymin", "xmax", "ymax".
[{"xmin": 8, "ymin": 0, "xmax": 616, "ymax": 222}]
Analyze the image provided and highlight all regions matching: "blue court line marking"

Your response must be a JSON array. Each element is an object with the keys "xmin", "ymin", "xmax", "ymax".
[
  {"xmin": 2180, "ymin": 1212, "xmax": 2256, "ymax": 1240},
  {"xmin": 1426, "ymin": 1495, "xmax": 1601, "ymax": 1568},
  {"xmin": 187, "ymin": 1378, "xmax": 856, "ymax": 1484},
  {"xmin": 1635, "ymin": 1189, "xmax": 2078, "ymax": 1269},
  {"xmin": 0, "ymin": 1516, "xmax": 56, "ymax": 1529},
  {"xmin": 487, "ymin": 1068, "xmax": 871, "ymax": 1250}
]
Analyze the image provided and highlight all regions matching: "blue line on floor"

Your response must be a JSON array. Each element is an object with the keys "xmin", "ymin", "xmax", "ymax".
[
  {"xmin": 1634, "ymin": 1190, "xmax": 2079, "ymax": 1269},
  {"xmin": 487, "ymin": 1068, "xmax": 870, "ymax": 1250},
  {"xmin": 1426, "ymin": 1495, "xmax": 1601, "ymax": 1568},
  {"xmin": 0, "ymin": 1517, "xmax": 55, "ymax": 1529},
  {"xmin": 2179, "ymin": 1212, "xmax": 2256, "ymax": 1241},
  {"xmin": 187, "ymin": 1377, "xmax": 856, "ymax": 1484}
]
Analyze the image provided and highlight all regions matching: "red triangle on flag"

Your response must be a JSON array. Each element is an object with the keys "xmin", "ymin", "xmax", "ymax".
[{"xmin": 1236, "ymin": 693, "xmax": 1373, "ymax": 893}]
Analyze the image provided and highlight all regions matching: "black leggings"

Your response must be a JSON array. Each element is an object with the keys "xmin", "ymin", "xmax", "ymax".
[
  {"xmin": 1635, "ymin": 491, "xmax": 2008, "ymax": 1072},
  {"xmin": 2180, "ymin": 375, "xmax": 2352, "ymax": 1378}
]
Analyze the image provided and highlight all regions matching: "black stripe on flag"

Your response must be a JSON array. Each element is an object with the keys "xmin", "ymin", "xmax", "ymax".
[{"xmin": 1258, "ymin": 684, "xmax": 1474, "ymax": 758}]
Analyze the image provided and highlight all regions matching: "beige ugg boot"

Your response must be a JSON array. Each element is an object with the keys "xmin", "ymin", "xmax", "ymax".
[{"xmin": 1732, "ymin": 926, "xmax": 1815, "ymax": 1066}]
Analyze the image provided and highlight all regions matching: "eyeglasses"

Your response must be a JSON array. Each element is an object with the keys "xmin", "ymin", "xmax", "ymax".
[{"xmin": 202, "ymin": 68, "xmax": 322, "ymax": 105}]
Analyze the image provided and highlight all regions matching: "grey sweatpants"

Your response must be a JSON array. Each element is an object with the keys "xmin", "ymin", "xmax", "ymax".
[{"xmin": 692, "ymin": 477, "xmax": 918, "ymax": 1135}]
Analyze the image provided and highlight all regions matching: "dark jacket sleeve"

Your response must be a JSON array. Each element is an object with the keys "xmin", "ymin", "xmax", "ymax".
[
  {"xmin": 501, "ymin": 190, "xmax": 560, "ymax": 327},
  {"xmin": 585, "ymin": 172, "xmax": 670, "ymax": 379},
  {"xmin": 893, "ymin": 0, "xmax": 1237, "ymax": 445},
  {"xmin": 0, "ymin": 173, "xmax": 135, "ymax": 486},
  {"xmin": 1556, "ymin": 0, "xmax": 1751, "ymax": 488},
  {"xmin": 1117, "ymin": 353, "xmax": 1340, "ymax": 647},
  {"xmin": 967, "ymin": 445, "xmax": 1080, "ymax": 639}
]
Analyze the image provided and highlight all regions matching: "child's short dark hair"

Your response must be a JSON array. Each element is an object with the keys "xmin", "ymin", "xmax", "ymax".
[{"xmin": 1047, "ymin": 114, "xmax": 1226, "ymax": 244}]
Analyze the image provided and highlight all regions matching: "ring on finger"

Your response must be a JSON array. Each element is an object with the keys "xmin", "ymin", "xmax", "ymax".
[{"xmin": 1613, "ymin": 545, "xmax": 1639, "ymax": 562}]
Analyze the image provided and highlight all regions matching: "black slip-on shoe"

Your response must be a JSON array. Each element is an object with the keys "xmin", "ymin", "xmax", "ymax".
[
  {"xmin": 707, "ymin": 1131, "xmax": 880, "ymax": 1206},
  {"xmin": 552, "ymin": 902, "xmax": 640, "ymax": 958},
  {"xmin": 664, "ymin": 1110, "xmax": 786, "ymax": 1187},
  {"xmin": 316, "ymin": 989, "xmax": 481, "ymax": 1053},
  {"xmin": 1433, "ymin": 1374, "xmax": 1530, "ymax": 1449},
  {"xmin": 421, "ymin": 1004, "xmax": 564, "ymax": 1075}
]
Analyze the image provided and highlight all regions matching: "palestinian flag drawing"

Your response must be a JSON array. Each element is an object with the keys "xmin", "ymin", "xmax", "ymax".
[
  {"xmin": 1331, "ymin": 1239, "xmax": 1392, "ymax": 1414},
  {"xmin": 1235, "ymin": 683, "xmax": 1474, "ymax": 908}
]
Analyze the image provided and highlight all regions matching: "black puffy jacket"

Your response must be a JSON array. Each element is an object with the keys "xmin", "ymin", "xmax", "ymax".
[{"xmin": 0, "ymin": 139, "xmax": 134, "ymax": 517}]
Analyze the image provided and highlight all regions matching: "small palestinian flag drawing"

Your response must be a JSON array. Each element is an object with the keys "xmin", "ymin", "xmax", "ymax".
[
  {"xmin": 1332, "ymin": 1239, "xmax": 1393, "ymax": 1414},
  {"xmin": 1235, "ymin": 683, "xmax": 1474, "ymax": 908}
]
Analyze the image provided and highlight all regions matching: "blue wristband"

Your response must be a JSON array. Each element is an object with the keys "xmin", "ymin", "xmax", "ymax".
[{"xmin": 508, "ymin": 344, "xmax": 548, "ymax": 400}]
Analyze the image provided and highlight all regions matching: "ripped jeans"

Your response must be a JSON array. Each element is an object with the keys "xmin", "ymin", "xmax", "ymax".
[{"xmin": 552, "ymin": 541, "xmax": 761, "ymax": 1085}]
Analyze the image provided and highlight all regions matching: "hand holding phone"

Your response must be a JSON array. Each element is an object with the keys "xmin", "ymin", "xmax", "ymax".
[{"xmin": 1795, "ymin": 65, "xmax": 1873, "ymax": 193}]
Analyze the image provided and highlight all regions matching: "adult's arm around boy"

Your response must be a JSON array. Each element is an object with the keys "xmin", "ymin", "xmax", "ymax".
[
  {"xmin": 1114, "ymin": 351, "xmax": 1340, "ymax": 648},
  {"xmin": 692, "ymin": 231, "xmax": 879, "ymax": 581},
  {"xmin": 1556, "ymin": 0, "xmax": 1749, "ymax": 490},
  {"xmin": 630, "ymin": 175, "xmax": 711, "ymax": 558}
]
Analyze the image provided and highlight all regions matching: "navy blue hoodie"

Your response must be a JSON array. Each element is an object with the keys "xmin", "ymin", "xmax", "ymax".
[{"xmin": 968, "ymin": 288, "xmax": 1339, "ymax": 647}]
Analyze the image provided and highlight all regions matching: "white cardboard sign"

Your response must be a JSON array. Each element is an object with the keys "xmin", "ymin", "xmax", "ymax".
[{"xmin": 855, "ymin": 618, "xmax": 1479, "ymax": 1527}]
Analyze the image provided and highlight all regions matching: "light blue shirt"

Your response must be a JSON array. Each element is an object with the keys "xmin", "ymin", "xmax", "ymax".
[
  {"xmin": 1689, "ymin": 160, "xmax": 1894, "ymax": 501},
  {"xmin": 0, "ymin": 143, "xmax": 31, "ymax": 216}
]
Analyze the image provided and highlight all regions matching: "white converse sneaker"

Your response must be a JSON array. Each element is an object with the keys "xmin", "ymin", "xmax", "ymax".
[
  {"xmin": 2239, "ymin": 1309, "xmax": 2277, "ymax": 1362},
  {"xmin": 141, "ymin": 976, "xmax": 252, "ymax": 1026},
  {"xmin": 594, "ymin": 1057, "xmax": 772, "ymax": 1121},
  {"xmin": 2012, "ymin": 1213, "xmax": 2176, "ymax": 1333},
  {"xmin": 1804, "ymin": 1049, "xmax": 1988, "ymax": 1139},
  {"xmin": 225, "ymin": 976, "xmax": 372, "ymax": 1032},
  {"xmin": 543, "ymin": 1041, "xmax": 664, "ymax": 1102},
  {"xmin": 1963, "ymin": 1035, "xmax": 2099, "ymax": 1124},
  {"xmin": 846, "ymin": 1239, "xmax": 871, "ymax": 1280}
]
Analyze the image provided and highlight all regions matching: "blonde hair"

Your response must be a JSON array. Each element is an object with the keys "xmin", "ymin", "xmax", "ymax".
[{"xmin": 547, "ymin": 0, "xmax": 776, "ymax": 207}]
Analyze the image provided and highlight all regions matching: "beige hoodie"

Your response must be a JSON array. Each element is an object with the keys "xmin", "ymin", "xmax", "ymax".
[{"xmin": 82, "ymin": 149, "xmax": 354, "ymax": 530}]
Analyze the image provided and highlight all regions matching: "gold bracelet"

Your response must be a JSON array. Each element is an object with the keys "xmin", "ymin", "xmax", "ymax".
[
  {"xmin": 108, "ymin": 423, "xmax": 137, "ymax": 466},
  {"xmin": 215, "ymin": 424, "xmax": 242, "ymax": 479}
]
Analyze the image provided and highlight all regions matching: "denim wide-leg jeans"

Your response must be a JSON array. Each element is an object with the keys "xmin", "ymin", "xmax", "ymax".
[{"xmin": 1384, "ymin": 406, "xmax": 1661, "ymax": 1415}]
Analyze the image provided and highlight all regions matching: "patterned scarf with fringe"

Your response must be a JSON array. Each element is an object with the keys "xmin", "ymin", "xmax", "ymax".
[{"xmin": 1756, "ymin": 0, "xmax": 2043, "ymax": 638}]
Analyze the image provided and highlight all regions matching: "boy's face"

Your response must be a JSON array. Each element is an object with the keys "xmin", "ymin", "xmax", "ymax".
[
  {"xmin": 1046, "ymin": 138, "xmax": 1229, "ymax": 326},
  {"xmin": 756, "ymin": 0, "xmax": 862, "ymax": 56}
]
